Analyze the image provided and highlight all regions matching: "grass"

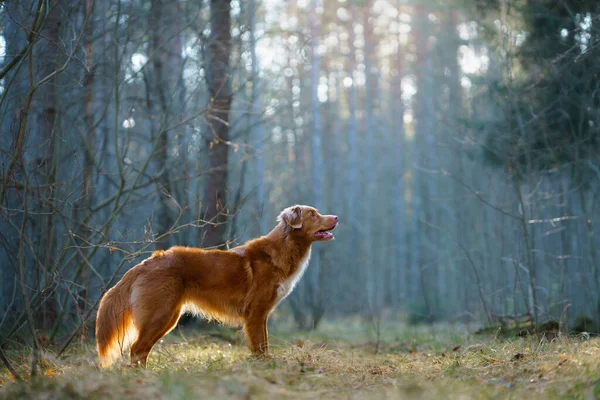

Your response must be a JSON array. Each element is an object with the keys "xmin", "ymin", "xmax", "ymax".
[{"xmin": 2, "ymin": 318, "xmax": 600, "ymax": 399}]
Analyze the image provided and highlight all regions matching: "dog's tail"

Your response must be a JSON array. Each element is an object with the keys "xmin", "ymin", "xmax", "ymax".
[{"xmin": 96, "ymin": 266, "xmax": 142, "ymax": 368}]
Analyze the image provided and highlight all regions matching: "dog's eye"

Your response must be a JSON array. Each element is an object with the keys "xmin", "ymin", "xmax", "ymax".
[{"xmin": 311, "ymin": 212, "xmax": 316, "ymax": 218}]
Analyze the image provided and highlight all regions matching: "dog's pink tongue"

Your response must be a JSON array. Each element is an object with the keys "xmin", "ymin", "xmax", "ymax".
[{"xmin": 315, "ymin": 231, "xmax": 334, "ymax": 240}]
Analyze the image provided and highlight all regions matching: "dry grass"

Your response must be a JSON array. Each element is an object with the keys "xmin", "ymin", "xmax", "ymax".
[{"xmin": 1, "ymin": 319, "xmax": 600, "ymax": 399}]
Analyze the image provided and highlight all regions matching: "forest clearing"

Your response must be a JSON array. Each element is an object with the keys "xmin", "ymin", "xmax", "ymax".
[
  {"xmin": 2, "ymin": 320, "xmax": 600, "ymax": 399},
  {"xmin": 2, "ymin": 0, "xmax": 600, "ymax": 398}
]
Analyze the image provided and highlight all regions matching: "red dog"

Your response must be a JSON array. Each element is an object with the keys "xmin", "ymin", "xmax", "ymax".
[{"xmin": 96, "ymin": 205, "xmax": 338, "ymax": 367}]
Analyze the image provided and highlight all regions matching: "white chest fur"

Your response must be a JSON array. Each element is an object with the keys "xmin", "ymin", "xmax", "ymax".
[{"xmin": 276, "ymin": 248, "xmax": 311, "ymax": 305}]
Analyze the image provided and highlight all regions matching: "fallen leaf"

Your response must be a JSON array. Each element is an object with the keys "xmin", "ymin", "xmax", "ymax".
[
  {"xmin": 491, "ymin": 359, "xmax": 498, "ymax": 364},
  {"xmin": 452, "ymin": 345, "xmax": 461, "ymax": 352},
  {"xmin": 370, "ymin": 366, "xmax": 383, "ymax": 375},
  {"xmin": 409, "ymin": 349, "xmax": 418, "ymax": 354},
  {"xmin": 296, "ymin": 340, "xmax": 304, "ymax": 348}
]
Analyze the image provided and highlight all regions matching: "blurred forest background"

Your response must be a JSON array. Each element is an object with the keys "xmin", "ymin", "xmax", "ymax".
[{"xmin": 1, "ymin": 0, "xmax": 599, "ymax": 356}]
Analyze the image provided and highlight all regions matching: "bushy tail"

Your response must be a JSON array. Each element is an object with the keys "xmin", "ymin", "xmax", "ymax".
[{"xmin": 96, "ymin": 267, "xmax": 142, "ymax": 368}]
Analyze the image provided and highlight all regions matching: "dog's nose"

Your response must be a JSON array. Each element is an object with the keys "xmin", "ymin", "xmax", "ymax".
[{"xmin": 332, "ymin": 215, "xmax": 338, "ymax": 222}]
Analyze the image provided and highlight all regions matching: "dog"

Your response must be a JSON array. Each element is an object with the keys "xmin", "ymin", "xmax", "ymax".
[{"xmin": 95, "ymin": 205, "xmax": 338, "ymax": 367}]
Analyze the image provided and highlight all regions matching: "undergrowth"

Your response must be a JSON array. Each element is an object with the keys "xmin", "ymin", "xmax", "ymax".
[{"xmin": 1, "ymin": 319, "xmax": 600, "ymax": 399}]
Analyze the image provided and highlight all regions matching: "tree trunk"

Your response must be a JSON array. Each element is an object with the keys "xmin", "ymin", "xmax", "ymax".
[
  {"xmin": 37, "ymin": 1, "xmax": 62, "ymax": 332},
  {"xmin": 83, "ymin": 0, "xmax": 95, "ymax": 212},
  {"xmin": 391, "ymin": 3, "xmax": 406, "ymax": 307},
  {"xmin": 249, "ymin": 0, "xmax": 268, "ymax": 235},
  {"xmin": 444, "ymin": 6, "xmax": 464, "ymax": 316},
  {"xmin": 77, "ymin": 0, "xmax": 97, "ymax": 330},
  {"xmin": 346, "ymin": 3, "xmax": 364, "ymax": 310},
  {"xmin": 0, "ymin": 0, "xmax": 28, "ymax": 320},
  {"xmin": 412, "ymin": 4, "xmax": 430, "ymax": 307},
  {"xmin": 362, "ymin": 0, "xmax": 381, "ymax": 314},
  {"xmin": 150, "ymin": 0, "xmax": 184, "ymax": 249},
  {"xmin": 202, "ymin": 0, "xmax": 232, "ymax": 248},
  {"xmin": 307, "ymin": 0, "xmax": 325, "ymax": 326}
]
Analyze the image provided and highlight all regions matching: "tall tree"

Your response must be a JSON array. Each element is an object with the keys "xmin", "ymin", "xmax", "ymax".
[
  {"xmin": 36, "ymin": 0, "xmax": 63, "ymax": 331},
  {"xmin": 346, "ymin": 2, "xmax": 363, "ymax": 307},
  {"xmin": 0, "ymin": 0, "xmax": 28, "ymax": 316},
  {"xmin": 202, "ymin": 0, "xmax": 232, "ymax": 248},
  {"xmin": 390, "ymin": 1, "xmax": 406, "ymax": 307},
  {"xmin": 150, "ymin": 0, "xmax": 185, "ymax": 249},
  {"xmin": 249, "ymin": 0, "xmax": 268, "ymax": 235},
  {"xmin": 362, "ymin": 0, "xmax": 382, "ymax": 313},
  {"xmin": 411, "ymin": 3, "xmax": 436, "ymax": 317},
  {"xmin": 82, "ymin": 0, "xmax": 95, "ymax": 213},
  {"xmin": 307, "ymin": 0, "xmax": 325, "ymax": 327},
  {"xmin": 440, "ymin": 6, "xmax": 464, "ymax": 315}
]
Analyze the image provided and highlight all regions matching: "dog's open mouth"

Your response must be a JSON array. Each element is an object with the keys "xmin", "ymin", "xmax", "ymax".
[{"xmin": 314, "ymin": 225, "xmax": 336, "ymax": 240}]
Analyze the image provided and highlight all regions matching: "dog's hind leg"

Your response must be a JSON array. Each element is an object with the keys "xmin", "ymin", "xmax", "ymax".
[
  {"xmin": 129, "ymin": 282, "xmax": 183, "ymax": 367},
  {"xmin": 130, "ymin": 305, "xmax": 182, "ymax": 367}
]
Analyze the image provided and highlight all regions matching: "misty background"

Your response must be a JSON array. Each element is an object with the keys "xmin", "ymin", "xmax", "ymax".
[{"xmin": 1, "ymin": 0, "xmax": 599, "ymax": 348}]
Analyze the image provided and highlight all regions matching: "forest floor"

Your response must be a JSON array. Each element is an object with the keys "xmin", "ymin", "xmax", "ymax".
[{"xmin": 1, "ymin": 318, "xmax": 600, "ymax": 399}]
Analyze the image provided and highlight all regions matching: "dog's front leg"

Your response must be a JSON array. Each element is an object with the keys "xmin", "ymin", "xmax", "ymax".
[{"xmin": 244, "ymin": 315, "xmax": 269, "ymax": 356}]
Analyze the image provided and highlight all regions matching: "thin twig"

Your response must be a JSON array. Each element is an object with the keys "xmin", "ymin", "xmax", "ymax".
[{"xmin": 0, "ymin": 347, "xmax": 22, "ymax": 382}]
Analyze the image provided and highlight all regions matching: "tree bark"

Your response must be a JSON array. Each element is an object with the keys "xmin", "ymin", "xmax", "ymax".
[
  {"xmin": 345, "ymin": 3, "xmax": 364, "ymax": 309},
  {"xmin": 150, "ymin": 0, "xmax": 184, "ymax": 249},
  {"xmin": 202, "ymin": 0, "xmax": 232, "ymax": 248},
  {"xmin": 391, "ymin": 1, "xmax": 406, "ymax": 307},
  {"xmin": 362, "ymin": 0, "xmax": 382, "ymax": 314},
  {"xmin": 307, "ymin": 0, "xmax": 325, "ymax": 326},
  {"xmin": 249, "ymin": 0, "xmax": 268, "ymax": 235},
  {"xmin": 37, "ymin": 0, "xmax": 62, "ymax": 332}
]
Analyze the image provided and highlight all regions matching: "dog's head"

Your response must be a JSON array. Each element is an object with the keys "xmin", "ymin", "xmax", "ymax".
[{"xmin": 277, "ymin": 205, "xmax": 338, "ymax": 241}]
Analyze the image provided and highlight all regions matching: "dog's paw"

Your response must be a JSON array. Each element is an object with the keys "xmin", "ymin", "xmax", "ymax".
[{"xmin": 125, "ymin": 360, "xmax": 146, "ymax": 369}]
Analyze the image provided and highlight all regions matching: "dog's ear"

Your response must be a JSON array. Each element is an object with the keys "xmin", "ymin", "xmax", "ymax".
[{"xmin": 278, "ymin": 206, "xmax": 303, "ymax": 229}]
